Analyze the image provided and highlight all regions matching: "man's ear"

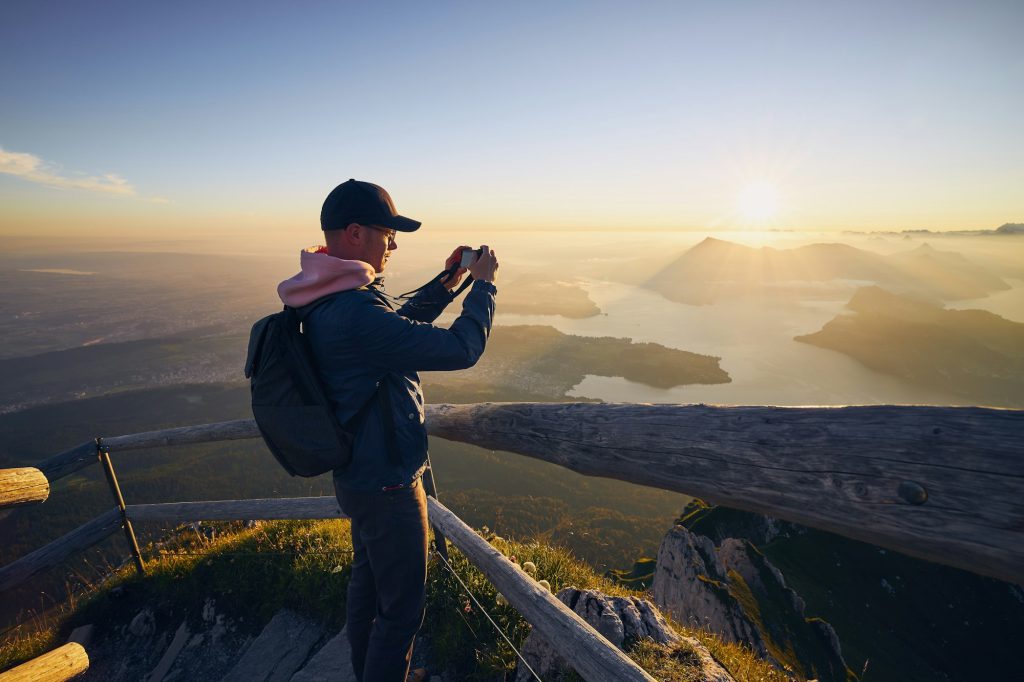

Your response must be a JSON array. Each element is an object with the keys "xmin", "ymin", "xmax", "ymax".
[{"xmin": 343, "ymin": 223, "xmax": 363, "ymax": 245}]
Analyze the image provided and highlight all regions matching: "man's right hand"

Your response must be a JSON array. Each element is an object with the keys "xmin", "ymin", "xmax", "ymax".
[{"xmin": 468, "ymin": 245, "xmax": 499, "ymax": 283}]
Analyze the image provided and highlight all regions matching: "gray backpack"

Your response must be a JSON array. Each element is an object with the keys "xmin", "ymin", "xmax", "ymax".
[{"xmin": 244, "ymin": 296, "xmax": 387, "ymax": 477}]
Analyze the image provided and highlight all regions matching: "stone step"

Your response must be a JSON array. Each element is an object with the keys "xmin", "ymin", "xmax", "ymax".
[
  {"xmin": 146, "ymin": 620, "xmax": 190, "ymax": 682},
  {"xmin": 222, "ymin": 609, "xmax": 324, "ymax": 682},
  {"xmin": 290, "ymin": 627, "xmax": 355, "ymax": 682}
]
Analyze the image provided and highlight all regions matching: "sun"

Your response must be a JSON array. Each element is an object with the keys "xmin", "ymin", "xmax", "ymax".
[{"xmin": 737, "ymin": 181, "xmax": 781, "ymax": 223}]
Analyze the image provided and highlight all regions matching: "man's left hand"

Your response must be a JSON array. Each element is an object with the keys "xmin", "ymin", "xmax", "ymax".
[{"xmin": 442, "ymin": 245, "xmax": 472, "ymax": 290}]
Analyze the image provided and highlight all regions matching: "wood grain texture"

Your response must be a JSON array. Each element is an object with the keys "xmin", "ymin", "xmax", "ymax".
[
  {"xmin": 427, "ymin": 497, "xmax": 655, "ymax": 681},
  {"xmin": 0, "ymin": 468, "xmax": 49, "ymax": 509},
  {"xmin": 36, "ymin": 421, "xmax": 262, "ymax": 483},
  {"xmin": 36, "ymin": 441, "xmax": 97, "ymax": 484},
  {"xmin": 101, "ymin": 419, "xmax": 260, "ymax": 451},
  {"xmin": 0, "ymin": 509, "xmax": 121, "ymax": 593},
  {"xmin": 425, "ymin": 402, "xmax": 1024, "ymax": 584},
  {"xmin": 127, "ymin": 497, "xmax": 345, "ymax": 523},
  {"xmin": 0, "ymin": 642, "xmax": 88, "ymax": 681}
]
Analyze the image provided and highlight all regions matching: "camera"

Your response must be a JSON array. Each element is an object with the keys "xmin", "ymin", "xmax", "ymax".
[{"xmin": 460, "ymin": 247, "xmax": 483, "ymax": 268}]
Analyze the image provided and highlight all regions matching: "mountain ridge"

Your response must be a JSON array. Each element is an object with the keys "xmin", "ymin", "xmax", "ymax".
[{"xmin": 644, "ymin": 237, "xmax": 1010, "ymax": 304}]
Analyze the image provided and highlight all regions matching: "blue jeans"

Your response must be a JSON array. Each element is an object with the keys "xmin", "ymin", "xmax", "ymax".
[{"xmin": 335, "ymin": 478, "xmax": 428, "ymax": 681}]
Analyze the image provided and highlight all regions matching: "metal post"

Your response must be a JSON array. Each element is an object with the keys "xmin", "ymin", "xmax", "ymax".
[
  {"xmin": 96, "ymin": 437, "xmax": 145, "ymax": 577},
  {"xmin": 422, "ymin": 452, "xmax": 449, "ymax": 562}
]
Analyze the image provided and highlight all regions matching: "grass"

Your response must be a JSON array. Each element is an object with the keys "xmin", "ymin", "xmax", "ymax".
[
  {"xmin": 682, "ymin": 629, "xmax": 794, "ymax": 682},
  {"xmin": 2, "ymin": 520, "xmax": 790, "ymax": 681},
  {"xmin": 0, "ymin": 518, "xmax": 355, "ymax": 672}
]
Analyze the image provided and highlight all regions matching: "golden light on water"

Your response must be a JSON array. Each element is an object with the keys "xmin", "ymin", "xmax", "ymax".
[{"xmin": 737, "ymin": 181, "xmax": 781, "ymax": 224}]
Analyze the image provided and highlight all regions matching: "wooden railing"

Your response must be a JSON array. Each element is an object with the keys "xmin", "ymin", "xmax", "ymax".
[{"xmin": 2, "ymin": 402, "xmax": 1022, "ymax": 680}]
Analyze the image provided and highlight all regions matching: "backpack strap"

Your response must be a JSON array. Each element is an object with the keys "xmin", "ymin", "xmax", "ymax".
[{"xmin": 293, "ymin": 293, "xmax": 402, "ymax": 468}]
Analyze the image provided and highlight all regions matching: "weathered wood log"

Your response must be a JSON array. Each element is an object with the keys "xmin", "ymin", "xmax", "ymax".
[
  {"xmin": 0, "ymin": 468, "xmax": 49, "ymax": 509},
  {"xmin": 0, "ymin": 509, "xmax": 121, "ymax": 593},
  {"xmin": 35, "ymin": 441, "xmax": 97, "ymax": 484},
  {"xmin": 427, "ymin": 497, "xmax": 654, "ymax": 681},
  {"xmin": 102, "ymin": 419, "xmax": 259, "ymax": 451},
  {"xmin": 127, "ymin": 497, "xmax": 345, "ymax": 523},
  {"xmin": 0, "ymin": 642, "xmax": 88, "ymax": 681},
  {"xmin": 425, "ymin": 403, "xmax": 1024, "ymax": 585},
  {"xmin": 35, "ymin": 421, "xmax": 262, "ymax": 484}
]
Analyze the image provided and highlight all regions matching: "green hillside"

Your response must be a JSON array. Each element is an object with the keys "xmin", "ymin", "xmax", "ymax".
[{"xmin": 0, "ymin": 519, "xmax": 787, "ymax": 681}]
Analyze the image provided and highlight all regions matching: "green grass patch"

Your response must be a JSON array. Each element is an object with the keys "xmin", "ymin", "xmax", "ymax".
[{"xmin": 2, "ymin": 520, "xmax": 788, "ymax": 681}]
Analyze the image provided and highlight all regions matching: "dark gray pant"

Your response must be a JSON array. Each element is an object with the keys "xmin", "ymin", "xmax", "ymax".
[{"xmin": 335, "ymin": 479, "xmax": 429, "ymax": 682}]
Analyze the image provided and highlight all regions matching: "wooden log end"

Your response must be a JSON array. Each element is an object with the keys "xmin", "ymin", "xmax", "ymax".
[
  {"xmin": 0, "ymin": 642, "xmax": 89, "ymax": 681},
  {"xmin": 0, "ymin": 468, "xmax": 49, "ymax": 510}
]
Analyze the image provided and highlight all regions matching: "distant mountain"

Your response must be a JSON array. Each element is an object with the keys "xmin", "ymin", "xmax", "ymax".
[
  {"xmin": 795, "ymin": 286, "xmax": 1024, "ymax": 407},
  {"xmin": 887, "ymin": 242, "xmax": 1011, "ymax": 300},
  {"xmin": 643, "ymin": 237, "xmax": 1010, "ymax": 304},
  {"xmin": 845, "ymin": 222, "xmax": 1024, "ymax": 237}
]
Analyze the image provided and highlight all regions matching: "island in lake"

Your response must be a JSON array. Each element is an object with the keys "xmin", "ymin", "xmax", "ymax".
[
  {"xmin": 795, "ymin": 286, "xmax": 1024, "ymax": 407},
  {"xmin": 423, "ymin": 324, "xmax": 730, "ymax": 402}
]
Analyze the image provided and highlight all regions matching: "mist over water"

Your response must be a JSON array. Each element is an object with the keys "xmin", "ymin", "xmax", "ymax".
[
  {"xmin": 427, "ymin": 229, "xmax": 1023, "ymax": 408},
  {"xmin": 948, "ymin": 278, "xmax": 1024, "ymax": 323},
  {"xmin": 502, "ymin": 278, "xmax": 967, "ymax": 406},
  {"xmin": 2, "ymin": 227, "xmax": 1021, "ymax": 407}
]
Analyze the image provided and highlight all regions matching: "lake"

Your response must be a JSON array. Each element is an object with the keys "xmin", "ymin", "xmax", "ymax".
[{"xmin": 481, "ymin": 277, "xmax": 1002, "ymax": 406}]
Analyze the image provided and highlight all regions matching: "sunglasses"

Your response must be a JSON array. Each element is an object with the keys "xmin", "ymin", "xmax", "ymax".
[{"xmin": 368, "ymin": 225, "xmax": 397, "ymax": 244}]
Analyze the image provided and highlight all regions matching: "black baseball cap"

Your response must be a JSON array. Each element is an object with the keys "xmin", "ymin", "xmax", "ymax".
[{"xmin": 320, "ymin": 179, "xmax": 421, "ymax": 232}]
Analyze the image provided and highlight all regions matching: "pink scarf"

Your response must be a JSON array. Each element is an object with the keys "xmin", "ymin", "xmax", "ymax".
[{"xmin": 277, "ymin": 245, "xmax": 375, "ymax": 307}]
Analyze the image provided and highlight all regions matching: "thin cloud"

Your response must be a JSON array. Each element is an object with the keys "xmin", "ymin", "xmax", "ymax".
[{"xmin": 0, "ymin": 146, "xmax": 136, "ymax": 197}]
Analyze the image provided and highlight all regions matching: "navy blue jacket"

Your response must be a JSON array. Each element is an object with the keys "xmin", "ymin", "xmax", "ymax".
[{"xmin": 298, "ymin": 278, "xmax": 496, "ymax": 492}]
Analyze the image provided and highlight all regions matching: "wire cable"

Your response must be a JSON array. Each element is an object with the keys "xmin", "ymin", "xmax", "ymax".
[{"xmin": 431, "ymin": 547, "xmax": 543, "ymax": 682}]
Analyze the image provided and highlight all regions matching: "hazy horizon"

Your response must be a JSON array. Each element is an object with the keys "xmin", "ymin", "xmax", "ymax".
[{"xmin": 3, "ymin": 1, "xmax": 1023, "ymax": 240}]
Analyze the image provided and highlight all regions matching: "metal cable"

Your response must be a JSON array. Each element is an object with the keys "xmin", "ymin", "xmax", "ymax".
[
  {"xmin": 153, "ymin": 549, "xmax": 354, "ymax": 557},
  {"xmin": 4, "ymin": 544, "xmax": 540, "ymax": 682},
  {"xmin": 431, "ymin": 548, "xmax": 543, "ymax": 682}
]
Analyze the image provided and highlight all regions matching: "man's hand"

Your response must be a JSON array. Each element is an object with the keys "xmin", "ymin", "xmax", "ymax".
[
  {"xmin": 468, "ymin": 245, "xmax": 498, "ymax": 283},
  {"xmin": 442, "ymin": 245, "xmax": 472, "ymax": 290}
]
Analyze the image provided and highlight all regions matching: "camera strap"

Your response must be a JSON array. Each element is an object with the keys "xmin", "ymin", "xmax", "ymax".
[{"xmin": 395, "ymin": 264, "xmax": 475, "ymax": 301}]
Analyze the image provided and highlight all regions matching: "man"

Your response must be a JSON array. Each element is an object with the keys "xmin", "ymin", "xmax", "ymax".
[{"xmin": 276, "ymin": 179, "xmax": 498, "ymax": 681}]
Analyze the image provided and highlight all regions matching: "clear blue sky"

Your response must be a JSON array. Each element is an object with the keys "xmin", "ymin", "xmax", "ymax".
[{"xmin": 1, "ymin": 0, "xmax": 1021, "ymax": 238}]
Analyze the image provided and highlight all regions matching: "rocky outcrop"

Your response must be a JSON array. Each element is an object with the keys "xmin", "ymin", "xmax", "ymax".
[
  {"xmin": 678, "ymin": 498, "xmax": 805, "ymax": 547},
  {"xmin": 653, "ymin": 524, "xmax": 849, "ymax": 682},
  {"xmin": 650, "ymin": 525, "xmax": 766, "ymax": 651},
  {"xmin": 514, "ymin": 587, "xmax": 734, "ymax": 681}
]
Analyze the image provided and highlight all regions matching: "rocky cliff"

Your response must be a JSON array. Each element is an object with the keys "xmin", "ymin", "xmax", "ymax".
[
  {"xmin": 651, "ymin": 508, "xmax": 852, "ymax": 681},
  {"xmin": 656, "ymin": 499, "xmax": 1024, "ymax": 682}
]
